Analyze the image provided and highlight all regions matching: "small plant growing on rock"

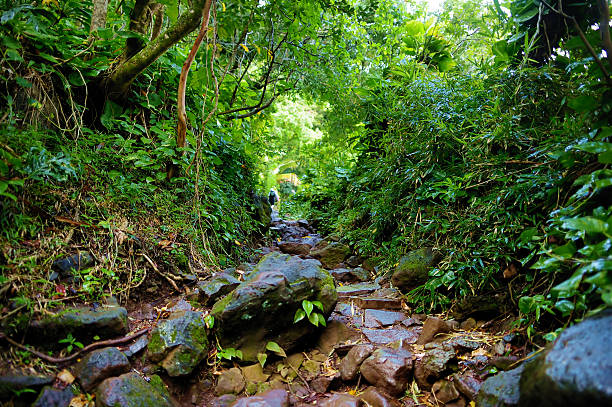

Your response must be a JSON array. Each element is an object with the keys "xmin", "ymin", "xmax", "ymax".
[{"xmin": 294, "ymin": 300, "xmax": 326, "ymax": 327}]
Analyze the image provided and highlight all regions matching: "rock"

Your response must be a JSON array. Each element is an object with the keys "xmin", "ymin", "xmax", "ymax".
[
  {"xmin": 96, "ymin": 372, "xmax": 173, "ymax": 407},
  {"xmin": 451, "ymin": 293, "xmax": 509, "ymax": 320},
  {"xmin": 340, "ymin": 344, "xmax": 376, "ymax": 381},
  {"xmin": 452, "ymin": 373, "xmax": 482, "ymax": 401},
  {"xmin": 414, "ymin": 346, "xmax": 456, "ymax": 388},
  {"xmin": 361, "ymin": 327, "xmax": 420, "ymax": 346},
  {"xmin": 364, "ymin": 309, "xmax": 406, "ymax": 328},
  {"xmin": 123, "ymin": 335, "xmax": 149, "ymax": 357},
  {"xmin": 198, "ymin": 273, "xmax": 241, "ymax": 306},
  {"xmin": 476, "ymin": 364, "xmax": 523, "ymax": 407},
  {"xmin": 252, "ymin": 193, "xmax": 272, "ymax": 226},
  {"xmin": 216, "ymin": 368, "xmax": 245, "ymax": 396},
  {"xmin": 317, "ymin": 320, "xmax": 360, "ymax": 354},
  {"xmin": 310, "ymin": 242, "xmax": 350, "ymax": 269},
  {"xmin": 230, "ymin": 389, "xmax": 289, "ymax": 407},
  {"xmin": 241, "ymin": 364, "xmax": 269, "ymax": 383},
  {"xmin": 353, "ymin": 297, "xmax": 402, "ymax": 310},
  {"xmin": 212, "ymin": 394, "xmax": 237, "ymax": 407},
  {"xmin": 417, "ymin": 317, "xmax": 451, "ymax": 345},
  {"xmin": 311, "ymin": 373, "xmax": 341, "ymax": 393},
  {"xmin": 337, "ymin": 282, "xmax": 380, "ymax": 298},
  {"xmin": 360, "ymin": 348, "xmax": 413, "ymax": 396},
  {"xmin": 147, "ymin": 310, "xmax": 209, "ymax": 376},
  {"xmin": 330, "ymin": 268, "xmax": 370, "ymax": 283},
  {"xmin": 432, "ymin": 379, "xmax": 461, "ymax": 403},
  {"xmin": 391, "ymin": 248, "xmax": 441, "ymax": 291},
  {"xmin": 519, "ymin": 310, "xmax": 612, "ymax": 407},
  {"xmin": 360, "ymin": 386, "xmax": 401, "ymax": 407},
  {"xmin": 52, "ymin": 251, "xmax": 94, "ymax": 274},
  {"xmin": 212, "ymin": 252, "xmax": 337, "ymax": 361},
  {"xmin": 320, "ymin": 393, "xmax": 363, "ymax": 407},
  {"xmin": 361, "ymin": 258, "xmax": 381, "ymax": 272},
  {"xmin": 0, "ymin": 373, "xmax": 54, "ymax": 400},
  {"xmin": 345, "ymin": 256, "xmax": 363, "ymax": 267},
  {"xmin": 460, "ymin": 318, "xmax": 477, "ymax": 330},
  {"xmin": 74, "ymin": 347, "xmax": 130, "ymax": 391},
  {"xmin": 28, "ymin": 306, "xmax": 128, "ymax": 345},
  {"xmin": 32, "ymin": 386, "xmax": 74, "ymax": 407},
  {"xmin": 278, "ymin": 242, "xmax": 312, "ymax": 256}
]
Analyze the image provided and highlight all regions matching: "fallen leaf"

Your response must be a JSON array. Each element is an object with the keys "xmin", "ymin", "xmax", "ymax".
[{"xmin": 57, "ymin": 369, "xmax": 75, "ymax": 384}]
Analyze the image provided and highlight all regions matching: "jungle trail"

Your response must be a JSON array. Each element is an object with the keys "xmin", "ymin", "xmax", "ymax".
[{"xmin": 0, "ymin": 1, "xmax": 611, "ymax": 406}]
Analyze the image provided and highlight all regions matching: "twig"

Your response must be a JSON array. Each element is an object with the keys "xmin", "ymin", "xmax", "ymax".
[{"xmin": 0, "ymin": 328, "xmax": 149, "ymax": 364}]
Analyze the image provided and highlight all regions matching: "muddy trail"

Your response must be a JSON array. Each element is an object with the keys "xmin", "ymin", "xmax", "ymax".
[{"xmin": 1, "ymin": 215, "xmax": 610, "ymax": 407}]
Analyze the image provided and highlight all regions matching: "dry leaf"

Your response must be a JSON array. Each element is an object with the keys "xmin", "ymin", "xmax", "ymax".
[{"xmin": 57, "ymin": 369, "xmax": 75, "ymax": 384}]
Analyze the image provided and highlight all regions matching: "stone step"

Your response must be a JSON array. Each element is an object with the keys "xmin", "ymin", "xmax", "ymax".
[{"xmin": 337, "ymin": 282, "xmax": 380, "ymax": 298}]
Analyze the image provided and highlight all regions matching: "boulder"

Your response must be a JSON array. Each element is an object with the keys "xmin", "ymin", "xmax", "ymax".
[
  {"xmin": 147, "ymin": 310, "xmax": 209, "ymax": 376},
  {"xmin": 96, "ymin": 373, "xmax": 173, "ymax": 407},
  {"xmin": 417, "ymin": 317, "xmax": 452, "ymax": 345},
  {"xmin": 198, "ymin": 273, "xmax": 241, "ymax": 306},
  {"xmin": 519, "ymin": 310, "xmax": 612, "ymax": 407},
  {"xmin": 364, "ymin": 309, "xmax": 406, "ymax": 328},
  {"xmin": 216, "ymin": 368, "xmax": 245, "ymax": 396},
  {"xmin": 0, "ymin": 373, "xmax": 54, "ymax": 400},
  {"xmin": 391, "ymin": 248, "xmax": 441, "ymax": 291},
  {"xmin": 74, "ymin": 347, "xmax": 130, "ymax": 391},
  {"xmin": 340, "ymin": 344, "xmax": 376, "ymax": 381},
  {"xmin": 360, "ymin": 386, "xmax": 401, "ymax": 407},
  {"xmin": 451, "ymin": 373, "xmax": 482, "ymax": 400},
  {"xmin": 28, "ymin": 305, "xmax": 128, "ymax": 345},
  {"xmin": 432, "ymin": 379, "xmax": 461, "ymax": 403},
  {"xmin": 230, "ymin": 389, "xmax": 289, "ymax": 407},
  {"xmin": 310, "ymin": 242, "xmax": 351, "ymax": 269},
  {"xmin": 317, "ymin": 320, "xmax": 360, "ymax": 354},
  {"xmin": 330, "ymin": 268, "xmax": 371, "ymax": 283},
  {"xmin": 32, "ymin": 386, "xmax": 74, "ymax": 407},
  {"xmin": 320, "ymin": 393, "xmax": 363, "ymax": 407},
  {"xmin": 476, "ymin": 365, "xmax": 523, "ymax": 407},
  {"xmin": 414, "ymin": 346, "xmax": 455, "ymax": 388},
  {"xmin": 252, "ymin": 193, "xmax": 272, "ymax": 226},
  {"xmin": 211, "ymin": 252, "xmax": 337, "ymax": 361},
  {"xmin": 278, "ymin": 242, "xmax": 312, "ymax": 256},
  {"xmin": 360, "ymin": 348, "xmax": 413, "ymax": 396}
]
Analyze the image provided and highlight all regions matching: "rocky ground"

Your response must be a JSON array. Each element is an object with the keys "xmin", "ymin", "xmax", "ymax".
[{"xmin": 1, "ymin": 215, "xmax": 610, "ymax": 407}]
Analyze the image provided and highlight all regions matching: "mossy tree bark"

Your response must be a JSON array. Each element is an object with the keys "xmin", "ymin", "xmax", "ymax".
[{"xmin": 99, "ymin": 0, "xmax": 209, "ymax": 102}]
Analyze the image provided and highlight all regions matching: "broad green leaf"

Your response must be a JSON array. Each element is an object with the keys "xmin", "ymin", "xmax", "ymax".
[
  {"xmin": 257, "ymin": 353, "xmax": 267, "ymax": 368},
  {"xmin": 574, "ymin": 142, "xmax": 612, "ymax": 154},
  {"xmin": 317, "ymin": 313, "xmax": 327, "ymax": 327},
  {"xmin": 302, "ymin": 300, "xmax": 313, "ymax": 317},
  {"xmin": 568, "ymin": 96, "xmax": 599, "ymax": 113},
  {"xmin": 266, "ymin": 341, "xmax": 286, "ymax": 357},
  {"xmin": 312, "ymin": 301, "xmax": 324, "ymax": 311},
  {"xmin": 294, "ymin": 309, "xmax": 305, "ymax": 323},
  {"xmin": 554, "ymin": 299, "xmax": 574, "ymax": 315},
  {"xmin": 562, "ymin": 217, "xmax": 609, "ymax": 234},
  {"xmin": 552, "ymin": 270, "xmax": 585, "ymax": 297},
  {"xmin": 308, "ymin": 312, "xmax": 319, "ymax": 326}
]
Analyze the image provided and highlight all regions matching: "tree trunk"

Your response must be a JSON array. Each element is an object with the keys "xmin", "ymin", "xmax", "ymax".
[
  {"xmin": 90, "ymin": 0, "xmax": 109, "ymax": 33},
  {"xmin": 100, "ymin": 0, "xmax": 209, "ymax": 101},
  {"xmin": 169, "ymin": 0, "xmax": 213, "ymax": 179}
]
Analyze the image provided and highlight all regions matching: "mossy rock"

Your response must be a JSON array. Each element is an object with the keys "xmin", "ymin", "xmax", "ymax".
[
  {"xmin": 147, "ymin": 310, "xmax": 209, "ymax": 376},
  {"xmin": 391, "ymin": 248, "xmax": 441, "ymax": 292},
  {"xmin": 96, "ymin": 372, "xmax": 173, "ymax": 407},
  {"xmin": 27, "ymin": 306, "xmax": 128, "ymax": 346},
  {"xmin": 211, "ymin": 252, "xmax": 337, "ymax": 362}
]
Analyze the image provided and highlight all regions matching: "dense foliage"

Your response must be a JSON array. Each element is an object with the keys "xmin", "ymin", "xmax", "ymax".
[{"xmin": 0, "ymin": 0, "xmax": 610, "ymax": 342}]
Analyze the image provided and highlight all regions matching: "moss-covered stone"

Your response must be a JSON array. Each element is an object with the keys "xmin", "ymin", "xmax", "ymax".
[
  {"xmin": 391, "ymin": 248, "xmax": 441, "ymax": 292},
  {"xmin": 27, "ymin": 306, "xmax": 128, "ymax": 346},
  {"xmin": 147, "ymin": 310, "xmax": 209, "ymax": 376},
  {"xmin": 211, "ymin": 252, "xmax": 337, "ymax": 362},
  {"xmin": 96, "ymin": 372, "xmax": 173, "ymax": 407}
]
